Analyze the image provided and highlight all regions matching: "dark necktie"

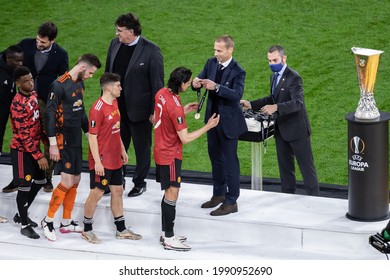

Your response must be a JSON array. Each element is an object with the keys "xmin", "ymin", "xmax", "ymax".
[
  {"xmin": 272, "ymin": 72, "xmax": 279, "ymax": 96},
  {"xmin": 215, "ymin": 63, "xmax": 224, "ymax": 84},
  {"xmin": 212, "ymin": 64, "xmax": 224, "ymax": 114}
]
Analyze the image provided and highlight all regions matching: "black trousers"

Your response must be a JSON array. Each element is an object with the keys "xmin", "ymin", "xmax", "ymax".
[
  {"xmin": 275, "ymin": 133, "xmax": 319, "ymax": 196},
  {"xmin": 120, "ymin": 117, "xmax": 152, "ymax": 188},
  {"xmin": 207, "ymin": 124, "xmax": 240, "ymax": 204}
]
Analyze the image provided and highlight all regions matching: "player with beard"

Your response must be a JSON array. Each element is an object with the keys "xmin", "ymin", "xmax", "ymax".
[{"xmin": 41, "ymin": 54, "xmax": 101, "ymax": 242}]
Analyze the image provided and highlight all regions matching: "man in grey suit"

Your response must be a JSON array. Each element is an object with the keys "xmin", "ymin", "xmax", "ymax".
[
  {"xmin": 241, "ymin": 45, "xmax": 319, "ymax": 196},
  {"xmin": 105, "ymin": 12, "xmax": 164, "ymax": 197}
]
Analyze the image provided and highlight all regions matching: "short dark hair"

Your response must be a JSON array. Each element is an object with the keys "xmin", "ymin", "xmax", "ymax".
[
  {"xmin": 76, "ymin": 54, "xmax": 102, "ymax": 69},
  {"xmin": 13, "ymin": 66, "xmax": 31, "ymax": 81},
  {"xmin": 268, "ymin": 45, "xmax": 286, "ymax": 57},
  {"xmin": 100, "ymin": 72, "xmax": 121, "ymax": 88},
  {"xmin": 115, "ymin": 12, "xmax": 142, "ymax": 36},
  {"xmin": 167, "ymin": 67, "xmax": 192, "ymax": 94},
  {"xmin": 5, "ymin": 45, "xmax": 23, "ymax": 57},
  {"xmin": 38, "ymin": 22, "xmax": 58, "ymax": 41}
]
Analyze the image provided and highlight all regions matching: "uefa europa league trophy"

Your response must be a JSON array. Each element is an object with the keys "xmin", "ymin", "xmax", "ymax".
[{"xmin": 351, "ymin": 47, "xmax": 383, "ymax": 119}]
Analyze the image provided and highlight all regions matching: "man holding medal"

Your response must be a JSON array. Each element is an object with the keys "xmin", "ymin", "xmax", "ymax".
[{"xmin": 192, "ymin": 35, "xmax": 247, "ymax": 216}]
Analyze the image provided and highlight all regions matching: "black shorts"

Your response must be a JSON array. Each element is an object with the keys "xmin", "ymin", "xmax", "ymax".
[
  {"xmin": 11, "ymin": 148, "xmax": 45, "ymax": 187},
  {"xmin": 89, "ymin": 167, "xmax": 123, "ymax": 191},
  {"xmin": 54, "ymin": 146, "xmax": 82, "ymax": 175},
  {"xmin": 156, "ymin": 159, "xmax": 182, "ymax": 190}
]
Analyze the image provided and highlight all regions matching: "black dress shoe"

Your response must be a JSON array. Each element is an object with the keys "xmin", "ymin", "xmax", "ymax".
[
  {"xmin": 43, "ymin": 177, "xmax": 53, "ymax": 193},
  {"xmin": 210, "ymin": 203, "xmax": 238, "ymax": 216},
  {"xmin": 201, "ymin": 195, "xmax": 225, "ymax": 208},
  {"xmin": 127, "ymin": 186, "xmax": 146, "ymax": 197},
  {"xmin": 2, "ymin": 180, "xmax": 17, "ymax": 193},
  {"xmin": 3, "ymin": 180, "xmax": 18, "ymax": 193}
]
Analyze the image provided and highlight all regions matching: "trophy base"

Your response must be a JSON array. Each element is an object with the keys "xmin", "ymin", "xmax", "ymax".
[
  {"xmin": 354, "ymin": 109, "xmax": 380, "ymax": 120},
  {"xmin": 354, "ymin": 95, "xmax": 380, "ymax": 120}
]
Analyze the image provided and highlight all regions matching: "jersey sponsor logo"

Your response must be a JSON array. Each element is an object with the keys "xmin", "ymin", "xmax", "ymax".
[
  {"xmin": 73, "ymin": 99, "xmax": 83, "ymax": 107},
  {"xmin": 91, "ymin": 120, "xmax": 96, "ymax": 128},
  {"xmin": 25, "ymin": 175, "xmax": 32, "ymax": 182},
  {"xmin": 49, "ymin": 92, "xmax": 55, "ymax": 100},
  {"xmin": 73, "ymin": 99, "xmax": 83, "ymax": 111},
  {"xmin": 176, "ymin": 116, "xmax": 183, "ymax": 125},
  {"xmin": 112, "ymin": 121, "xmax": 120, "ymax": 134}
]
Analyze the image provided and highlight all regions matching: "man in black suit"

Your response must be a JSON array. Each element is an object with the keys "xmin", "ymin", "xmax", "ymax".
[
  {"xmin": 241, "ymin": 45, "xmax": 319, "ymax": 196},
  {"xmin": 2, "ymin": 22, "xmax": 68, "ymax": 193},
  {"xmin": 0, "ymin": 45, "xmax": 24, "ymax": 158},
  {"xmin": 105, "ymin": 12, "xmax": 164, "ymax": 197},
  {"xmin": 192, "ymin": 35, "xmax": 247, "ymax": 216}
]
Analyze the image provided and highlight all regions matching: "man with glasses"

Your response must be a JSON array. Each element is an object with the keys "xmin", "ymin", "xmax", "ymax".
[{"xmin": 105, "ymin": 12, "xmax": 164, "ymax": 197}]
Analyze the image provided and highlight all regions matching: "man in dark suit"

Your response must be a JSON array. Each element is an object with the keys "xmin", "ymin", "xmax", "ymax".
[
  {"xmin": 192, "ymin": 35, "xmax": 247, "ymax": 216},
  {"xmin": 0, "ymin": 45, "xmax": 24, "ymax": 158},
  {"xmin": 241, "ymin": 45, "xmax": 319, "ymax": 196},
  {"xmin": 2, "ymin": 22, "xmax": 68, "ymax": 193},
  {"xmin": 105, "ymin": 12, "xmax": 164, "ymax": 197}
]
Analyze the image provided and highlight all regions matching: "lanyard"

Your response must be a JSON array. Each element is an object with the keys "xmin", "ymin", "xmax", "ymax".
[{"xmin": 195, "ymin": 89, "xmax": 208, "ymax": 119}]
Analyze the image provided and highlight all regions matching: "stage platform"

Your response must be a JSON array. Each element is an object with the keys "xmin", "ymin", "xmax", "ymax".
[{"xmin": 0, "ymin": 163, "xmax": 387, "ymax": 260}]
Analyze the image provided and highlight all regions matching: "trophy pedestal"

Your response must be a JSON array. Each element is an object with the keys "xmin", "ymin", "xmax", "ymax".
[
  {"xmin": 239, "ymin": 129, "xmax": 275, "ymax": 191},
  {"xmin": 345, "ymin": 111, "xmax": 390, "ymax": 221},
  {"xmin": 251, "ymin": 141, "xmax": 264, "ymax": 191}
]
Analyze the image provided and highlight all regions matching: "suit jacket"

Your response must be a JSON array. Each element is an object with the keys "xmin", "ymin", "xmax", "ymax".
[
  {"xmin": 197, "ymin": 57, "xmax": 247, "ymax": 139},
  {"xmin": 105, "ymin": 37, "xmax": 164, "ymax": 122},
  {"xmin": 18, "ymin": 38, "xmax": 69, "ymax": 103},
  {"xmin": 250, "ymin": 66, "xmax": 311, "ymax": 142},
  {"xmin": 0, "ymin": 54, "xmax": 16, "ymax": 104}
]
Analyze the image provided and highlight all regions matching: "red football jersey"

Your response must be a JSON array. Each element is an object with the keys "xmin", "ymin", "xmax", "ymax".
[
  {"xmin": 88, "ymin": 98, "xmax": 122, "ymax": 170},
  {"xmin": 10, "ymin": 91, "xmax": 48, "ymax": 160},
  {"xmin": 153, "ymin": 87, "xmax": 187, "ymax": 165}
]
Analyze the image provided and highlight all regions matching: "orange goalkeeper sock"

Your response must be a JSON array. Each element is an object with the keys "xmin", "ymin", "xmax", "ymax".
[
  {"xmin": 62, "ymin": 184, "xmax": 78, "ymax": 220},
  {"xmin": 47, "ymin": 183, "xmax": 68, "ymax": 219}
]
